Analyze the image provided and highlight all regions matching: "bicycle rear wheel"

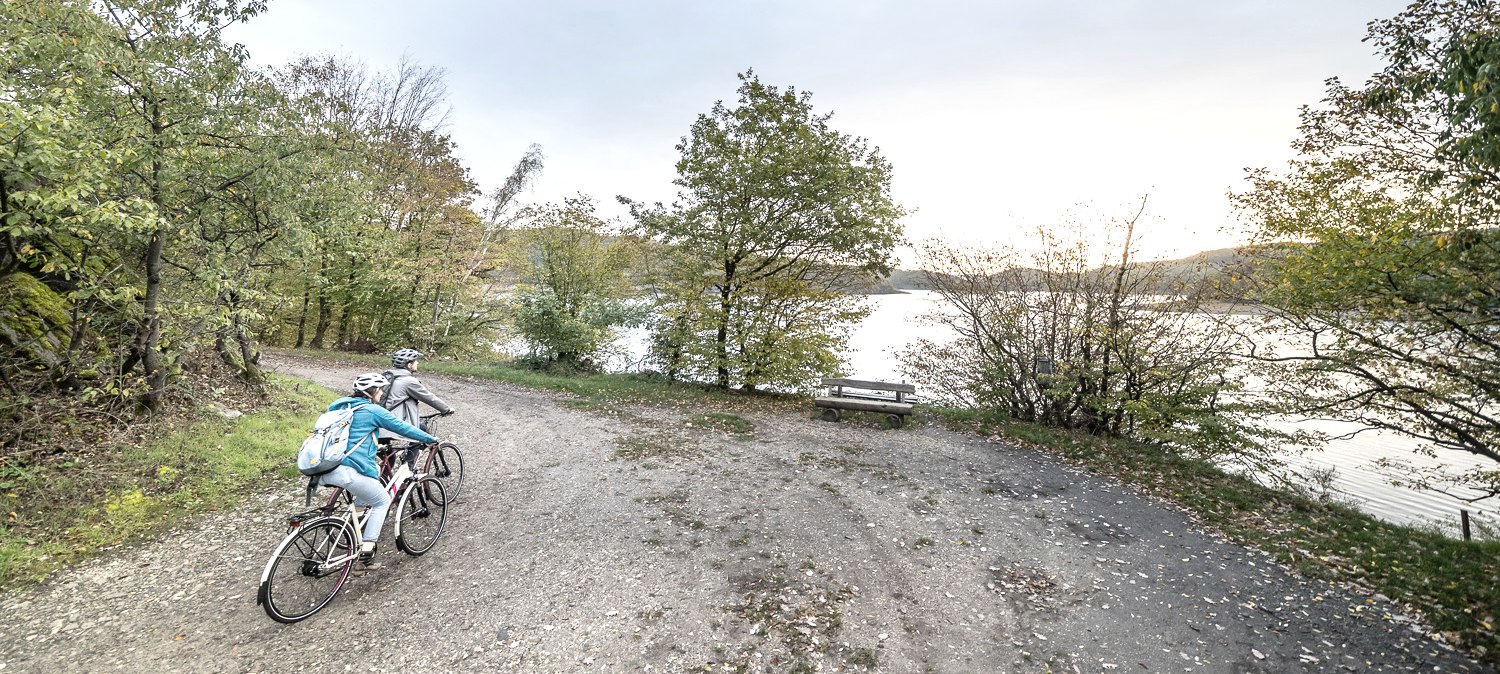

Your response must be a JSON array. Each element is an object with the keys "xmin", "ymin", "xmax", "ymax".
[
  {"xmin": 424, "ymin": 442, "xmax": 464, "ymax": 504},
  {"xmin": 394, "ymin": 477, "xmax": 447, "ymax": 555},
  {"xmin": 258, "ymin": 518, "xmax": 358, "ymax": 623}
]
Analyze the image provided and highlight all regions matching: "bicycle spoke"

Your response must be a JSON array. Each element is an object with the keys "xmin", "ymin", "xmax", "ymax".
[
  {"xmin": 424, "ymin": 443, "xmax": 463, "ymax": 504},
  {"xmin": 259, "ymin": 519, "xmax": 356, "ymax": 623},
  {"xmin": 394, "ymin": 477, "xmax": 446, "ymax": 555}
]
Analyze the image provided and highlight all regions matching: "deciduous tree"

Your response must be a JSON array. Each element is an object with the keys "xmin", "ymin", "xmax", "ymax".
[
  {"xmin": 1232, "ymin": 0, "xmax": 1500, "ymax": 502},
  {"xmin": 505, "ymin": 196, "xmax": 641, "ymax": 368},
  {"xmin": 902, "ymin": 204, "xmax": 1286, "ymax": 470},
  {"xmin": 625, "ymin": 71, "xmax": 904, "ymax": 390}
]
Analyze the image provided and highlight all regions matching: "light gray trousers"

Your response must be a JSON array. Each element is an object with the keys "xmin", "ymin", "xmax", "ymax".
[{"xmin": 320, "ymin": 465, "xmax": 390, "ymax": 543}]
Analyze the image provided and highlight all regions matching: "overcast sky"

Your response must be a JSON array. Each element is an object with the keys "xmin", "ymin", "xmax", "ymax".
[{"xmin": 224, "ymin": 0, "xmax": 1408, "ymax": 264}]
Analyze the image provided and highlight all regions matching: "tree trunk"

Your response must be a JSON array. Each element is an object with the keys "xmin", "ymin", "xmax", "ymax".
[
  {"xmin": 311, "ymin": 290, "xmax": 331, "ymax": 349},
  {"xmin": 140, "ymin": 218, "xmax": 166, "ymax": 410},
  {"xmin": 1098, "ymin": 198, "xmax": 1143, "ymax": 437},
  {"xmin": 429, "ymin": 282, "xmax": 442, "ymax": 351},
  {"xmin": 139, "ymin": 102, "xmax": 168, "ymax": 412},
  {"xmin": 294, "ymin": 281, "xmax": 311, "ymax": 348},
  {"xmin": 0, "ymin": 174, "xmax": 14, "ymax": 276},
  {"xmin": 214, "ymin": 332, "xmax": 239, "ymax": 374},
  {"xmin": 715, "ymin": 261, "xmax": 736, "ymax": 389},
  {"xmin": 225, "ymin": 286, "xmax": 263, "ymax": 384},
  {"xmin": 235, "ymin": 317, "xmax": 263, "ymax": 384},
  {"xmin": 334, "ymin": 268, "xmax": 355, "ymax": 347}
]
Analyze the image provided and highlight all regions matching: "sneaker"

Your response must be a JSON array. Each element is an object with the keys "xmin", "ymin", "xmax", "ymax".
[{"xmin": 353, "ymin": 559, "xmax": 383, "ymax": 575}]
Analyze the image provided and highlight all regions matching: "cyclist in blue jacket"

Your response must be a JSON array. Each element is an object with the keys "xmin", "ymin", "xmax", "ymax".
[{"xmin": 322, "ymin": 372, "xmax": 440, "ymax": 572}]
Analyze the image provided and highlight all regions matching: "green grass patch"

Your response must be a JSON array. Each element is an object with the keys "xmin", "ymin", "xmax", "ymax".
[
  {"xmin": 931, "ymin": 405, "xmax": 1500, "ymax": 665},
  {"xmin": 0, "ymin": 374, "xmax": 332, "ymax": 589},
  {"xmin": 688, "ymin": 412, "xmax": 755, "ymax": 438},
  {"xmin": 611, "ymin": 431, "xmax": 702, "ymax": 461}
]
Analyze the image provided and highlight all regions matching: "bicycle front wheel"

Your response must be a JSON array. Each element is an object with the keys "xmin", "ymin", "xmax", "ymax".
[
  {"xmin": 424, "ymin": 442, "xmax": 464, "ymax": 504},
  {"xmin": 258, "ymin": 518, "xmax": 358, "ymax": 623},
  {"xmin": 394, "ymin": 477, "xmax": 447, "ymax": 555}
]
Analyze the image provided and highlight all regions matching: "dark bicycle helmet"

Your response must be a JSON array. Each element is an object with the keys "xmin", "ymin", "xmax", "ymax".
[{"xmin": 391, "ymin": 348, "xmax": 424, "ymax": 368}]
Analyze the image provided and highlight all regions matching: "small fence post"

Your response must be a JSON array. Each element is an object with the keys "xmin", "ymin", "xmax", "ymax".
[{"xmin": 1461, "ymin": 509, "xmax": 1472, "ymax": 541}]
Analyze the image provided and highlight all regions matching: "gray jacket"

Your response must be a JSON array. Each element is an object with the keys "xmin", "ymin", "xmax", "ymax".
[{"xmin": 380, "ymin": 368, "xmax": 452, "ymax": 439}]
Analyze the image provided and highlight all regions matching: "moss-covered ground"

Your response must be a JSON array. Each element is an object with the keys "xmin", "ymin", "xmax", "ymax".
[{"xmin": 0, "ymin": 374, "xmax": 331, "ymax": 587}]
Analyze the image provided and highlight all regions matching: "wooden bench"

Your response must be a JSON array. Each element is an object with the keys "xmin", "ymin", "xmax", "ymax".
[{"xmin": 814, "ymin": 377, "xmax": 917, "ymax": 428}]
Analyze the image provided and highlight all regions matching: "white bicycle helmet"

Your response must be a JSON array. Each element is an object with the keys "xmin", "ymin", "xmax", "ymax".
[
  {"xmin": 391, "ymin": 348, "xmax": 424, "ymax": 368},
  {"xmin": 352, "ymin": 372, "xmax": 388, "ymax": 393}
]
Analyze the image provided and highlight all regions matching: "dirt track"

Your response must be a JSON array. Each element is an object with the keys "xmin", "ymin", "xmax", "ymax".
[{"xmin": 0, "ymin": 353, "xmax": 1488, "ymax": 673}]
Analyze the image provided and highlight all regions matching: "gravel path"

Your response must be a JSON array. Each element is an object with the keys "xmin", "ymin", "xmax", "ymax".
[{"xmin": 0, "ymin": 353, "xmax": 1489, "ymax": 673}]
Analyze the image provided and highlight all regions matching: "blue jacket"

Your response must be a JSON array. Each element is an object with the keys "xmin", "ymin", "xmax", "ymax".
[{"xmin": 327, "ymin": 397, "xmax": 437, "ymax": 479}]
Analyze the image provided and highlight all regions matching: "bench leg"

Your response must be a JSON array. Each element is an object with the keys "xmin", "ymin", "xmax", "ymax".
[
  {"xmin": 821, "ymin": 408, "xmax": 841, "ymax": 422},
  {"xmin": 885, "ymin": 414, "xmax": 903, "ymax": 429}
]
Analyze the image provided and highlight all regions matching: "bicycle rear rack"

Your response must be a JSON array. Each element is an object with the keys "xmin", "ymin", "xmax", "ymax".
[{"xmin": 285, "ymin": 507, "xmax": 334, "ymax": 531}]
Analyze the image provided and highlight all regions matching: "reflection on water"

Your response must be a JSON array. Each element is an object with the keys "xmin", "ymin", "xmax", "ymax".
[{"xmin": 586, "ymin": 290, "xmax": 1495, "ymax": 537}]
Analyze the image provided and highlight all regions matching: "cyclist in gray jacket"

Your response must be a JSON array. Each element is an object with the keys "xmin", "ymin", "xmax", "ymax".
[{"xmin": 380, "ymin": 348, "xmax": 453, "ymax": 442}]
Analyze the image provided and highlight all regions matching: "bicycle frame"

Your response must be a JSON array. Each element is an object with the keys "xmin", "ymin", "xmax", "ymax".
[
  {"xmin": 320, "ymin": 445, "xmax": 420, "ymax": 509},
  {"xmin": 260, "ymin": 423, "xmax": 450, "ymax": 623},
  {"xmin": 259, "ymin": 498, "xmax": 368, "ymax": 587}
]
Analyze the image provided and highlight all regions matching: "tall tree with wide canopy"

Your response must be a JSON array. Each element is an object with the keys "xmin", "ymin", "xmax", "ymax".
[
  {"xmin": 256, "ymin": 55, "xmax": 540, "ymax": 357},
  {"xmin": 625, "ymin": 71, "xmax": 904, "ymax": 390},
  {"xmin": 1, "ymin": 2, "xmax": 157, "ymax": 399},
  {"xmin": 1233, "ymin": 0, "xmax": 1500, "ymax": 502},
  {"xmin": 3, "ymin": 0, "xmax": 289, "ymax": 407}
]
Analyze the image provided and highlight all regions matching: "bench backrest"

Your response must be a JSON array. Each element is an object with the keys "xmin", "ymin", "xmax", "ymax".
[{"xmin": 821, "ymin": 377, "xmax": 916, "ymax": 394}]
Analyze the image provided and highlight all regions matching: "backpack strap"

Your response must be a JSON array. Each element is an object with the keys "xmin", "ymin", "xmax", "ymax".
[
  {"xmin": 382, "ymin": 370, "xmax": 412, "ymax": 408},
  {"xmin": 345, "ymin": 399, "xmax": 379, "ymax": 457}
]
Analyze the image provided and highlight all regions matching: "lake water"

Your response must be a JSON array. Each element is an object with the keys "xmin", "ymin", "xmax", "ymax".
[{"xmin": 597, "ymin": 290, "xmax": 1495, "ymax": 538}]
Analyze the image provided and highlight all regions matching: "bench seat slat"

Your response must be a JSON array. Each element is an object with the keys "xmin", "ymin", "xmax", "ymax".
[
  {"xmin": 836, "ymin": 391, "xmax": 909, "ymax": 403},
  {"xmin": 821, "ymin": 377, "xmax": 916, "ymax": 394},
  {"xmin": 814, "ymin": 396, "xmax": 914, "ymax": 415}
]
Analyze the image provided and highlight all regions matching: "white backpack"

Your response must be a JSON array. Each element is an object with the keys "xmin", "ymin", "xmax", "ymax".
[{"xmin": 295, "ymin": 403, "xmax": 373, "ymax": 476}]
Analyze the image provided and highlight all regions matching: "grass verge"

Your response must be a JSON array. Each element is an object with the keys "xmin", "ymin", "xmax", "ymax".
[
  {"xmin": 278, "ymin": 348, "xmax": 802, "ymax": 413},
  {"xmin": 612, "ymin": 431, "xmax": 701, "ymax": 461},
  {"xmin": 931, "ymin": 406, "xmax": 1500, "ymax": 664},
  {"xmin": 0, "ymin": 373, "xmax": 331, "ymax": 589},
  {"xmin": 688, "ymin": 412, "xmax": 755, "ymax": 438}
]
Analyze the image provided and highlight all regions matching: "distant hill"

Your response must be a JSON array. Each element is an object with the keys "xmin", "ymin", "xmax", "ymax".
[
  {"xmin": 884, "ymin": 268, "xmax": 934, "ymax": 291},
  {"xmin": 874, "ymin": 246, "xmax": 1269, "ymax": 295}
]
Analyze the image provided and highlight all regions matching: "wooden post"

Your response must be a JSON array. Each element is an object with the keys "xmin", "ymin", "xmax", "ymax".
[{"xmin": 1461, "ymin": 509, "xmax": 1472, "ymax": 541}]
